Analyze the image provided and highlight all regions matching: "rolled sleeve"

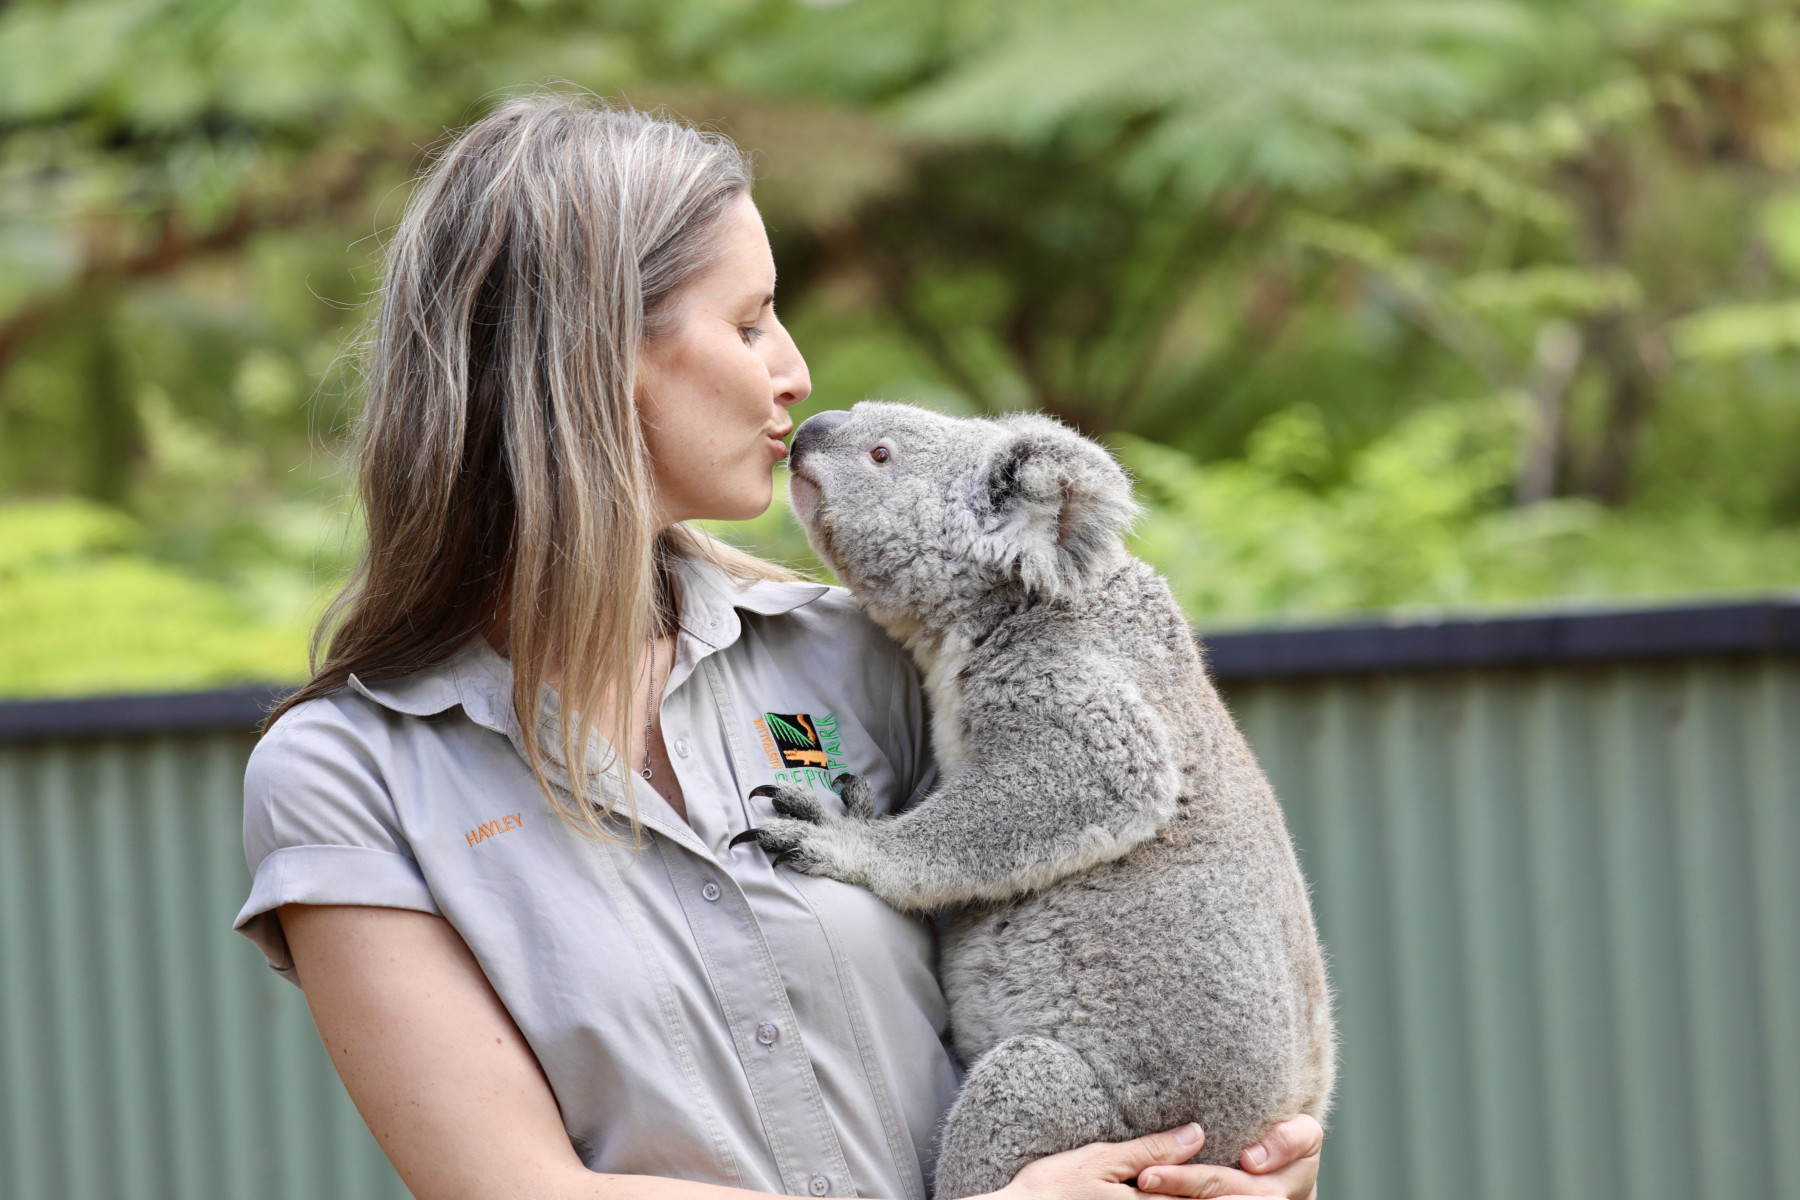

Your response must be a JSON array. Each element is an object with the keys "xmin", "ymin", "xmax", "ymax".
[
  {"xmin": 234, "ymin": 695, "xmax": 441, "ymax": 983},
  {"xmin": 236, "ymin": 845, "xmax": 440, "ymax": 977}
]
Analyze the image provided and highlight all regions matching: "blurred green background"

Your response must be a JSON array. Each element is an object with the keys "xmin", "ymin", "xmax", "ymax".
[{"xmin": 6, "ymin": 0, "xmax": 1800, "ymax": 698}]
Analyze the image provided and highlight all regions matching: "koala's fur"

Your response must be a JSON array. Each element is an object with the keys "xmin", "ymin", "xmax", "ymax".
[{"xmin": 749, "ymin": 402, "xmax": 1334, "ymax": 1199}]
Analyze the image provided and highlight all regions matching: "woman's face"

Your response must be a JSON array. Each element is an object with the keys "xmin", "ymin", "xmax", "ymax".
[{"xmin": 637, "ymin": 193, "xmax": 811, "ymax": 527}]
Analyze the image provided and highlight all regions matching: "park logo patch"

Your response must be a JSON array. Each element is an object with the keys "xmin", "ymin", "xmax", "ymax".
[{"xmin": 754, "ymin": 711, "xmax": 848, "ymax": 791}]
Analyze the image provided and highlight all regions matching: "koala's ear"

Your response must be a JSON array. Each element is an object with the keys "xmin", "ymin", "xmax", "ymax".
[{"xmin": 971, "ymin": 418, "xmax": 1138, "ymax": 597}]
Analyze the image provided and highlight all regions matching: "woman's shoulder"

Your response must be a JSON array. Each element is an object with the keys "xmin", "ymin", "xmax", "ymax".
[
  {"xmin": 257, "ymin": 640, "xmax": 504, "ymax": 759},
  {"xmin": 255, "ymin": 685, "xmax": 382, "ymax": 766},
  {"xmin": 239, "ymin": 675, "xmax": 456, "ymax": 972},
  {"xmin": 246, "ymin": 688, "xmax": 404, "ymax": 833},
  {"xmin": 252, "ymin": 649, "xmax": 488, "ymax": 789},
  {"xmin": 742, "ymin": 580, "xmax": 910, "ymax": 663}
]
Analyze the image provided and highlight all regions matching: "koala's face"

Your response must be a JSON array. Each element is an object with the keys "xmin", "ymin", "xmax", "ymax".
[{"xmin": 785, "ymin": 401, "xmax": 1136, "ymax": 630}]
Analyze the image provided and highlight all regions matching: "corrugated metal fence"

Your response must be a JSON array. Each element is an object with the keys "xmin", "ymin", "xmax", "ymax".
[
  {"xmin": 2, "ymin": 602, "xmax": 1797, "ymax": 1200},
  {"xmin": 0, "ymin": 729, "xmax": 407, "ymax": 1200}
]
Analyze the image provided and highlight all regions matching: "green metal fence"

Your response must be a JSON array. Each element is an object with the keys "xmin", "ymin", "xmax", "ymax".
[
  {"xmin": 1235, "ymin": 659, "xmax": 1800, "ymax": 1200},
  {"xmin": 1, "ymin": 602, "xmax": 1796, "ymax": 1200},
  {"xmin": 0, "ymin": 731, "xmax": 408, "ymax": 1200}
]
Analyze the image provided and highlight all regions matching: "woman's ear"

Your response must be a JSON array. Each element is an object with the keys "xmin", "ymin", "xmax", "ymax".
[{"xmin": 974, "ymin": 417, "xmax": 1139, "ymax": 598}]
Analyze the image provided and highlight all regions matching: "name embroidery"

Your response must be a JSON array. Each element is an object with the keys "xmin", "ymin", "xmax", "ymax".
[{"xmin": 466, "ymin": 813, "xmax": 524, "ymax": 847}]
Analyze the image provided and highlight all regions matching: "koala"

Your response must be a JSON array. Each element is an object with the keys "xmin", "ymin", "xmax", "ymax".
[{"xmin": 745, "ymin": 402, "xmax": 1334, "ymax": 1199}]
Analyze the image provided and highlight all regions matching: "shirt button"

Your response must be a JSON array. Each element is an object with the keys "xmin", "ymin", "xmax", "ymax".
[
  {"xmin": 809, "ymin": 1175, "xmax": 830, "ymax": 1196},
  {"xmin": 675, "ymin": 737, "xmax": 691, "ymax": 758},
  {"xmin": 755, "ymin": 1021, "xmax": 779, "ymax": 1047},
  {"xmin": 701, "ymin": 881, "xmax": 721, "ymax": 903}
]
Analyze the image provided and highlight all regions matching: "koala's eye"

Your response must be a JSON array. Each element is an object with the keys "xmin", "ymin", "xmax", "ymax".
[{"xmin": 869, "ymin": 446, "xmax": 892, "ymax": 464}]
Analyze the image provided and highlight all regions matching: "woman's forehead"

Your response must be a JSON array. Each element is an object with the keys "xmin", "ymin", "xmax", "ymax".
[{"xmin": 702, "ymin": 194, "xmax": 777, "ymax": 293}]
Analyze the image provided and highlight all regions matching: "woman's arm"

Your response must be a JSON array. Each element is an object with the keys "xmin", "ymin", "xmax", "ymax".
[
  {"xmin": 283, "ymin": 904, "xmax": 1319, "ymax": 1200},
  {"xmin": 282, "ymin": 904, "xmax": 781, "ymax": 1200}
]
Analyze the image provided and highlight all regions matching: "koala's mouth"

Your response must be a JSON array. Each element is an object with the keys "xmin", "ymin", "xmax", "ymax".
[
  {"xmin": 787, "ymin": 470, "xmax": 822, "ymax": 534},
  {"xmin": 786, "ymin": 471, "xmax": 848, "ymax": 574}
]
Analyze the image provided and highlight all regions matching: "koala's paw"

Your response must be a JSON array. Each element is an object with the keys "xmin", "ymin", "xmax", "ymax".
[{"xmin": 741, "ymin": 783, "xmax": 867, "ymax": 884}]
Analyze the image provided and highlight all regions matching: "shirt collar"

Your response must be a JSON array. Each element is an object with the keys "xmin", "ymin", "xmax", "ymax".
[
  {"xmin": 344, "ymin": 555, "xmax": 830, "ymax": 720},
  {"xmin": 674, "ymin": 554, "xmax": 831, "ymax": 649},
  {"xmin": 346, "ymin": 637, "xmax": 509, "ymax": 730}
]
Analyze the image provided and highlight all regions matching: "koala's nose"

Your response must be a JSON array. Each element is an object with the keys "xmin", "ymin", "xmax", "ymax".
[{"xmin": 789, "ymin": 410, "xmax": 852, "ymax": 470}]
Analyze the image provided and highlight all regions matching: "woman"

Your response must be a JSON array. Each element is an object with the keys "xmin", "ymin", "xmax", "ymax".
[{"xmin": 234, "ymin": 96, "xmax": 1323, "ymax": 1200}]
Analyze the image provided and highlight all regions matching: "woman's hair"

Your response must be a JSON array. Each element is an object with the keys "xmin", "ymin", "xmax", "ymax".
[{"xmin": 269, "ymin": 95, "xmax": 792, "ymax": 837}]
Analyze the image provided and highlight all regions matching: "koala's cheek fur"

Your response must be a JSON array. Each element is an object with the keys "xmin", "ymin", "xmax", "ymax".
[
  {"xmin": 789, "ymin": 404, "xmax": 1012, "ymax": 627},
  {"xmin": 773, "ymin": 402, "xmax": 1336, "ymax": 1195}
]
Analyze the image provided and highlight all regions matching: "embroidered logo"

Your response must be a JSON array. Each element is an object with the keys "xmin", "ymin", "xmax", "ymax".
[
  {"xmin": 465, "ymin": 813, "xmax": 524, "ymax": 847},
  {"xmin": 755, "ymin": 712, "xmax": 847, "ymax": 791}
]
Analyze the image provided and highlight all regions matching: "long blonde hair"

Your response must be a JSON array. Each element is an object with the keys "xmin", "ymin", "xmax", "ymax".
[{"xmin": 270, "ymin": 96, "xmax": 791, "ymax": 836}]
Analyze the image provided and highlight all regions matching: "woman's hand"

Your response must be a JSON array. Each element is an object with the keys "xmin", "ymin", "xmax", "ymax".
[
  {"xmin": 1135, "ymin": 1117, "xmax": 1322, "ymax": 1200},
  {"xmin": 990, "ymin": 1117, "xmax": 1322, "ymax": 1200}
]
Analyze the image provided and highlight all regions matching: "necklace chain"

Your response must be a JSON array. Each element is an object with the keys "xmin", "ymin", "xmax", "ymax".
[{"xmin": 640, "ymin": 630, "xmax": 662, "ymax": 781}]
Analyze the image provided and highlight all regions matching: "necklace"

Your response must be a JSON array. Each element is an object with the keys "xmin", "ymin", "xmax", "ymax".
[{"xmin": 640, "ymin": 631, "xmax": 662, "ymax": 781}]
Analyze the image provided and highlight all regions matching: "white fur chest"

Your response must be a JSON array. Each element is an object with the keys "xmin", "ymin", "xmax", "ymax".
[{"xmin": 908, "ymin": 625, "xmax": 977, "ymax": 776}]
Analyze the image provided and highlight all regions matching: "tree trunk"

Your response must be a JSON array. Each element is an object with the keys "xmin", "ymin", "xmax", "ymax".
[
  {"xmin": 1565, "ymin": 141, "xmax": 1656, "ymax": 506},
  {"xmin": 1513, "ymin": 321, "xmax": 1584, "ymax": 506},
  {"xmin": 82, "ymin": 306, "xmax": 140, "ymax": 507},
  {"xmin": 1579, "ymin": 311, "xmax": 1654, "ymax": 505}
]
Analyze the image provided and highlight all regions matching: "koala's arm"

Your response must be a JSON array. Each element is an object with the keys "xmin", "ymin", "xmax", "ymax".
[{"xmin": 759, "ymin": 673, "xmax": 1181, "ymax": 910}]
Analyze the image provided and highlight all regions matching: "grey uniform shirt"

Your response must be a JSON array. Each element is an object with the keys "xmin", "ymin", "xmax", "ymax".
[{"xmin": 234, "ymin": 557, "xmax": 960, "ymax": 1200}]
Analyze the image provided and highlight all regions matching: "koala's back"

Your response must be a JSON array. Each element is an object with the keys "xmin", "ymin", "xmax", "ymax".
[{"xmin": 937, "ymin": 563, "xmax": 1334, "ymax": 1163}]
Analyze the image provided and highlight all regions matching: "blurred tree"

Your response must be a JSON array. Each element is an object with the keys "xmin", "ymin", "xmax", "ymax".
[
  {"xmin": 724, "ymin": 0, "xmax": 1528, "ymax": 437},
  {"xmin": 1289, "ymin": 0, "xmax": 1800, "ymax": 505},
  {"xmin": 0, "ymin": 0, "xmax": 917, "ymax": 503},
  {"xmin": 5, "ymin": 0, "xmax": 1800, "ymax": 696}
]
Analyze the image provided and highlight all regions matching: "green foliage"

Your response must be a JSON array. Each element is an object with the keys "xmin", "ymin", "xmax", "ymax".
[
  {"xmin": 1124, "ymin": 404, "xmax": 1800, "ymax": 622},
  {"xmin": 4, "ymin": 0, "xmax": 1800, "ymax": 698},
  {"xmin": 1669, "ymin": 299, "xmax": 1800, "ymax": 357},
  {"xmin": 900, "ymin": 0, "xmax": 1528, "ymax": 199},
  {"xmin": 0, "ymin": 499, "xmax": 315, "ymax": 696}
]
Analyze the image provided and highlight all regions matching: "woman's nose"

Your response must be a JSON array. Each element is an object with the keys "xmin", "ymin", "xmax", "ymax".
[{"xmin": 771, "ymin": 324, "xmax": 812, "ymax": 407}]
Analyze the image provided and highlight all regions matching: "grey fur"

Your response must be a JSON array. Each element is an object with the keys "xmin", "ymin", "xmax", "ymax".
[{"xmin": 754, "ymin": 403, "xmax": 1334, "ymax": 1198}]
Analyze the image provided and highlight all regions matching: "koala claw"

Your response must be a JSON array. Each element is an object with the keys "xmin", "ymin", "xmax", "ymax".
[
  {"xmin": 748, "ymin": 819, "xmax": 846, "ymax": 881},
  {"xmin": 747, "ymin": 784, "xmax": 783, "ymax": 801},
  {"xmin": 747, "ymin": 785, "xmax": 865, "ymax": 883},
  {"xmin": 770, "ymin": 787, "xmax": 829, "ymax": 823},
  {"xmin": 771, "ymin": 845, "xmax": 822, "ymax": 871},
  {"xmin": 750, "ymin": 818, "xmax": 810, "ymax": 857}
]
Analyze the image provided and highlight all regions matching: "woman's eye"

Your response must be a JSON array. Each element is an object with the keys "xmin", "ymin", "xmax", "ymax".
[
  {"xmin": 870, "ymin": 446, "xmax": 891, "ymax": 464},
  {"xmin": 739, "ymin": 325, "xmax": 764, "ymax": 344}
]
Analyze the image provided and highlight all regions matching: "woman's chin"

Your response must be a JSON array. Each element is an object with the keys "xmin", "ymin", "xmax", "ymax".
[{"xmin": 690, "ymin": 475, "xmax": 776, "ymax": 524}]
